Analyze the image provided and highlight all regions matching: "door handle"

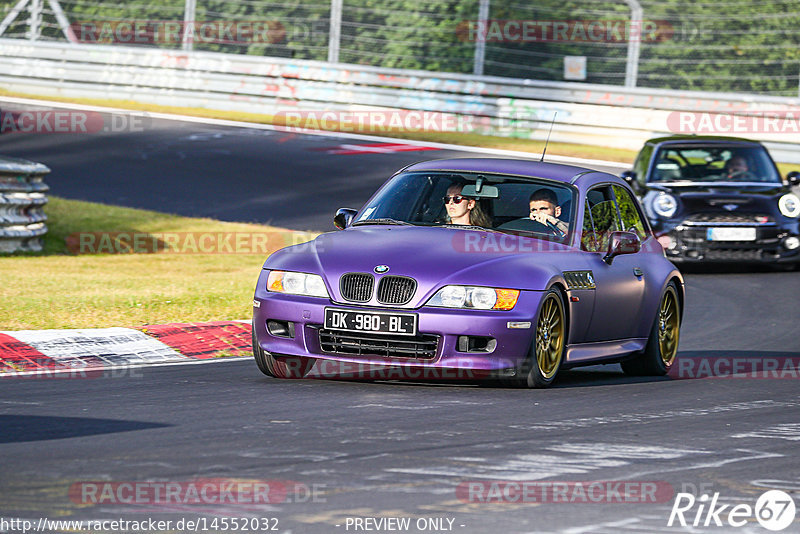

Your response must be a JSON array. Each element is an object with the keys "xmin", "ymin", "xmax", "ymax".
[{"xmin": 633, "ymin": 267, "xmax": 644, "ymax": 277}]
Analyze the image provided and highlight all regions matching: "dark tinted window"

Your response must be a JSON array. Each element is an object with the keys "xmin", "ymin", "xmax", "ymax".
[
  {"xmin": 613, "ymin": 185, "xmax": 648, "ymax": 240},
  {"xmin": 633, "ymin": 145, "xmax": 653, "ymax": 185},
  {"xmin": 581, "ymin": 186, "xmax": 621, "ymax": 252},
  {"xmin": 649, "ymin": 144, "xmax": 780, "ymax": 183}
]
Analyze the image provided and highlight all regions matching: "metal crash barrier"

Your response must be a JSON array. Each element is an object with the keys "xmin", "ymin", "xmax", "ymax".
[
  {"xmin": 1, "ymin": 39, "xmax": 800, "ymax": 162},
  {"xmin": 0, "ymin": 155, "xmax": 49, "ymax": 253}
]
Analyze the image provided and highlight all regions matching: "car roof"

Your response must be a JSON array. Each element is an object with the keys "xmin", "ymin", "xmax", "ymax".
[
  {"xmin": 644, "ymin": 135, "xmax": 765, "ymax": 147},
  {"xmin": 399, "ymin": 157, "xmax": 610, "ymax": 184}
]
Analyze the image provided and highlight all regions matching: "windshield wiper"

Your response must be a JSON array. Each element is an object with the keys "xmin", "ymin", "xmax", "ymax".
[{"xmin": 352, "ymin": 218, "xmax": 414, "ymax": 227}]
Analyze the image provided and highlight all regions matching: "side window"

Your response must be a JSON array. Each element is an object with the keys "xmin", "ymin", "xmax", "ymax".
[
  {"xmin": 581, "ymin": 186, "xmax": 622, "ymax": 252},
  {"xmin": 613, "ymin": 185, "xmax": 648, "ymax": 241},
  {"xmin": 633, "ymin": 145, "xmax": 652, "ymax": 185}
]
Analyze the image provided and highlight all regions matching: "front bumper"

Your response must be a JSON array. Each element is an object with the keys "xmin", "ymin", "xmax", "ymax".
[
  {"xmin": 252, "ymin": 291, "xmax": 544, "ymax": 373},
  {"xmin": 657, "ymin": 223, "xmax": 800, "ymax": 263}
]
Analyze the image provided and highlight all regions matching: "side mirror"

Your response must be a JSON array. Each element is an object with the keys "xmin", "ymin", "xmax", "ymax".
[
  {"xmin": 787, "ymin": 171, "xmax": 800, "ymax": 186},
  {"xmin": 333, "ymin": 208, "xmax": 358, "ymax": 230},
  {"xmin": 620, "ymin": 170, "xmax": 637, "ymax": 185},
  {"xmin": 603, "ymin": 231, "xmax": 641, "ymax": 264}
]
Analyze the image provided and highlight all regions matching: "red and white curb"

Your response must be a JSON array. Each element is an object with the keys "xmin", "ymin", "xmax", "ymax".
[{"xmin": 0, "ymin": 321, "xmax": 252, "ymax": 377}]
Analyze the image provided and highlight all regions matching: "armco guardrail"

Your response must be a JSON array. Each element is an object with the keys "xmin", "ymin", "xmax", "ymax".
[
  {"xmin": 0, "ymin": 155, "xmax": 49, "ymax": 253},
  {"xmin": 1, "ymin": 39, "xmax": 800, "ymax": 163}
]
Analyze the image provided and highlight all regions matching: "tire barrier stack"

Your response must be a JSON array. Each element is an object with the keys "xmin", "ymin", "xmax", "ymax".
[{"xmin": 0, "ymin": 155, "xmax": 50, "ymax": 253}]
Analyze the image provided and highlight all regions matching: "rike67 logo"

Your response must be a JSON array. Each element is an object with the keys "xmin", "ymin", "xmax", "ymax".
[{"xmin": 668, "ymin": 490, "xmax": 796, "ymax": 531}]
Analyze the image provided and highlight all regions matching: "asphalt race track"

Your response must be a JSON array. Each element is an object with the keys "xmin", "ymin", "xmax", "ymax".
[
  {"xmin": 1, "ymin": 104, "xmax": 800, "ymax": 533},
  {"xmin": 0, "ymin": 102, "xmax": 625, "ymax": 232}
]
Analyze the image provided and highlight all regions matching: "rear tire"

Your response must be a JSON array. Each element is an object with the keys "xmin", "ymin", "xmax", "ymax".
[
  {"xmin": 504, "ymin": 288, "xmax": 566, "ymax": 388},
  {"xmin": 252, "ymin": 321, "xmax": 315, "ymax": 379},
  {"xmin": 621, "ymin": 281, "xmax": 681, "ymax": 376}
]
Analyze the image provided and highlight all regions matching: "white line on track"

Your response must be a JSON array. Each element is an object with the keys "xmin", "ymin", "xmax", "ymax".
[{"xmin": 0, "ymin": 95, "xmax": 628, "ymax": 169}]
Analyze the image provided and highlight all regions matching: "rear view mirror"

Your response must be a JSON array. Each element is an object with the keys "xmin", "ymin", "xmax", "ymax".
[{"xmin": 461, "ymin": 183, "xmax": 499, "ymax": 199}]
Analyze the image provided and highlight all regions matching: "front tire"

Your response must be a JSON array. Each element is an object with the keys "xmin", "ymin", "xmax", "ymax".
[
  {"xmin": 505, "ymin": 288, "xmax": 566, "ymax": 388},
  {"xmin": 621, "ymin": 281, "xmax": 681, "ymax": 376},
  {"xmin": 252, "ymin": 322, "xmax": 315, "ymax": 379}
]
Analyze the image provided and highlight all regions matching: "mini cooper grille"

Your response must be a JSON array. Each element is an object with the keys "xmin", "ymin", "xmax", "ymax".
[
  {"xmin": 319, "ymin": 329, "xmax": 439, "ymax": 359},
  {"xmin": 340, "ymin": 273, "xmax": 374, "ymax": 302},
  {"xmin": 700, "ymin": 248, "xmax": 764, "ymax": 260},
  {"xmin": 563, "ymin": 271, "xmax": 596, "ymax": 290},
  {"xmin": 685, "ymin": 213, "xmax": 773, "ymax": 225},
  {"xmin": 376, "ymin": 276, "xmax": 417, "ymax": 305}
]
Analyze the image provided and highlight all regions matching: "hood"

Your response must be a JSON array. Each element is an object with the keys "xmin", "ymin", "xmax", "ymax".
[
  {"xmin": 264, "ymin": 226, "xmax": 572, "ymax": 307},
  {"xmin": 644, "ymin": 182, "xmax": 792, "ymax": 221}
]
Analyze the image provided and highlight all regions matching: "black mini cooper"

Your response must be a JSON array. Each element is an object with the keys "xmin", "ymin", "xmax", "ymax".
[{"xmin": 622, "ymin": 136, "xmax": 800, "ymax": 265}]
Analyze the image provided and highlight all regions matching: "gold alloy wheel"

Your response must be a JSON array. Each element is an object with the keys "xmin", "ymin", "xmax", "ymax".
[
  {"xmin": 658, "ymin": 288, "xmax": 680, "ymax": 366},
  {"xmin": 536, "ymin": 293, "xmax": 564, "ymax": 379}
]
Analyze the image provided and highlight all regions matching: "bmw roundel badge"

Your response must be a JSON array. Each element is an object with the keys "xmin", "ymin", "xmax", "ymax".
[{"xmin": 374, "ymin": 265, "xmax": 390, "ymax": 274}]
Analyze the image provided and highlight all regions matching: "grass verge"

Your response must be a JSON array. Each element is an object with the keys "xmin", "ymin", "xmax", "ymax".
[{"xmin": 0, "ymin": 197, "xmax": 317, "ymax": 330}]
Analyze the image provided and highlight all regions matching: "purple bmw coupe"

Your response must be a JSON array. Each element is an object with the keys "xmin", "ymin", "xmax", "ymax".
[{"xmin": 252, "ymin": 158, "xmax": 684, "ymax": 387}]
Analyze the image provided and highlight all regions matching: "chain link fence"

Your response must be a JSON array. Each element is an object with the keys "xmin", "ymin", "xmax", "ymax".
[{"xmin": 1, "ymin": 0, "xmax": 799, "ymax": 96}]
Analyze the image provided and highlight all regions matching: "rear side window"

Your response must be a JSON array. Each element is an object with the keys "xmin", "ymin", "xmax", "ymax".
[
  {"xmin": 581, "ymin": 186, "xmax": 621, "ymax": 252},
  {"xmin": 613, "ymin": 185, "xmax": 648, "ymax": 241},
  {"xmin": 633, "ymin": 145, "xmax": 653, "ymax": 185}
]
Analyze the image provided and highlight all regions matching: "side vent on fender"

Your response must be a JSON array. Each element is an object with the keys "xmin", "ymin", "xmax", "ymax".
[{"xmin": 563, "ymin": 271, "xmax": 596, "ymax": 290}]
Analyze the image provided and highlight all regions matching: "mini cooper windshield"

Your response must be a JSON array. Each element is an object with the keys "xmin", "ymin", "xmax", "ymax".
[
  {"xmin": 650, "ymin": 145, "xmax": 781, "ymax": 184},
  {"xmin": 352, "ymin": 172, "xmax": 576, "ymax": 242}
]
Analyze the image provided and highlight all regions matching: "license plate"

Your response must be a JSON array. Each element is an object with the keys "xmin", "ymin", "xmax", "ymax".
[
  {"xmin": 324, "ymin": 308, "xmax": 417, "ymax": 336},
  {"xmin": 706, "ymin": 227, "xmax": 756, "ymax": 241}
]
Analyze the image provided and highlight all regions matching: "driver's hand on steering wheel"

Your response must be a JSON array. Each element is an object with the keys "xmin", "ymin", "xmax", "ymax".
[
  {"xmin": 531, "ymin": 212, "xmax": 567, "ymax": 237},
  {"xmin": 531, "ymin": 212, "xmax": 557, "ymax": 226}
]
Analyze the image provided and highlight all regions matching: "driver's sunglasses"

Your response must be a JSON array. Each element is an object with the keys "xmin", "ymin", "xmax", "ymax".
[{"xmin": 443, "ymin": 195, "xmax": 468, "ymax": 204}]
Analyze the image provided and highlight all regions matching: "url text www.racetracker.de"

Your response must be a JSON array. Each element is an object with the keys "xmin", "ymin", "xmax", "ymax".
[{"xmin": 0, "ymin": 517, "xmax": 280, "ymax": 533}]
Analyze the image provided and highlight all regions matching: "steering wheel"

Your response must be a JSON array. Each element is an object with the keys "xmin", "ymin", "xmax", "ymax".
[
  {"xmin": 529, "ymin": 219, "xmax": 561, "ymax": 236},
  {"xmin": 727, "ymin": 170, "xmax": 757, "ymax": 181}
]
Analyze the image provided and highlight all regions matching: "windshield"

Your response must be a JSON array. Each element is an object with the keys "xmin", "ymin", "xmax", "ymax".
[
  {"xmin": 354, "ymin": 172, "xmax": 576, "ymax": 242},
  {"xmin": 649, "ymin": 145, "xmax": 781, "ymax": 184}
]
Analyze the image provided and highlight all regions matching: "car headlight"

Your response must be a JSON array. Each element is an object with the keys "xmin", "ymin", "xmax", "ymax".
[
  {"xmin": 651, "ymin": 193, "xmax": 678, "ymax": 218},
  {"xmin": 427, "ymin": 285, "xmax": 520, "ymax": 310},
  {"xmin": 267, "ymin": 270, "xmax": 329, "ymax": 298},
  {"xmin": 778, "ymin": 193, "xmax": 800, "ymax": 218}
]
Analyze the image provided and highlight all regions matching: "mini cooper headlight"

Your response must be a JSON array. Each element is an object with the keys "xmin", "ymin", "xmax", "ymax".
[
  {"xmin": 267, "ymin": 270, "xmax": 330, "ymax": 298},
  {"xmin": 427, "ymin": 286, "xmax": 520, "ymax": 310},
  {"xmin": 778, "ymin": 193, "xmax": 800, "ymax": 218},
  {"xmin": 651, "ymin": 192, "xmax": 678, "ymax": 218}
]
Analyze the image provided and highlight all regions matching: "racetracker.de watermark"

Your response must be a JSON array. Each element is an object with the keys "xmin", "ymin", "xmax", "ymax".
[
  {"xmin": 669, "ymin": 356, "xmax": 800, "ymax": 379},
  {"xmin": 0, "ymin": 110, "xmax": 148, "ymax": 135},
  {"xmin": 450, "ymin": 231, "xmax": 663, "ymax": 254},
  {"xmin": 66, "ymin": 231, "xmax": 317, "ymax": 255},
  {"xmin": 457, "ymin": 480, "xmax": 674, "ymax": 504},
  {"xmin": 71, "ymin": 20, "xmax": 296, "ymax": 45},
  {"xmin": 667, "ymin": 111, "xmax": 800, "ymax": 135},
  {"xmin": 69, "ymin": 479, "xmax": 325, "ymax": 505},
  {"xmin": 274, "ymin": 110, "xmax": 475, "ymax": 134},
  {"xmin": 307, "ymin": 360, "xmax": 492, "ymax": 381},
  {"xmin": 1, "ymin": 364, "xmax": 144, "ymax": 380},
  {"xmin": 457, "ymin": 19, "xmax": 673, "ymax": 43}
]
